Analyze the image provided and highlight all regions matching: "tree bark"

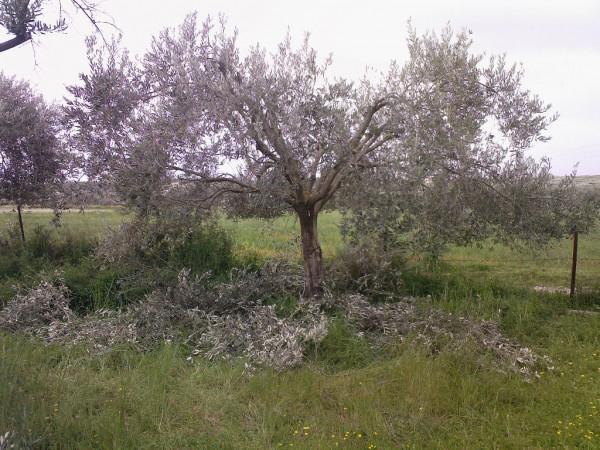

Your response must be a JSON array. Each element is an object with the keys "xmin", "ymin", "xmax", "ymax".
[
  {"xmin": 17, "ymin": 204, "xmax": 26, "ymax": 243},
  {"xmin": 297, "ymin": 205, "xmax": 326, "ymax": 297}
]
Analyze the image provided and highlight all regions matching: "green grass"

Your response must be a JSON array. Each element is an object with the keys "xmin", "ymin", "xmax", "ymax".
[
  {"xmin": 2, "ymin": 326, "xmax": 599, "ymax": 448},
  {"xmin": 0, "ymin": 207, "xmax": 128, "ymax": 236},
  {"xmin": 221, "ymin": 211, "xmax": 345, "ymax": 262},
  {"xmin": 1, "ymin": 208, "xmax": 600, "ymax": 447}
]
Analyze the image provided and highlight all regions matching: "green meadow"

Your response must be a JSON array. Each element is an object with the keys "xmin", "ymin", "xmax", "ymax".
[{"xmin": 1, "ymin": 208, "xmax": 600, "ymax": 448}]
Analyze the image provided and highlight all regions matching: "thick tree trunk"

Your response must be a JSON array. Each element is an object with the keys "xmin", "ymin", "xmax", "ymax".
[
  {"xmin": 297, "ymin": 205, "xmax": 326, "ymax": 297},
  {"xmin": 17, "ymin": 204, "xmax": 25, "ymax": 243}
]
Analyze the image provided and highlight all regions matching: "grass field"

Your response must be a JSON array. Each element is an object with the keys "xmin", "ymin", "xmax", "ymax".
[{"xmin": 1, "ymin": 208, "xmax": 600, "ymax": 448}]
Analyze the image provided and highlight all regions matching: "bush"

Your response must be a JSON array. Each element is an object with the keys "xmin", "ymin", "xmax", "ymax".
[{"xmin": 95, "ymin": 216, "xmax": 236, "ymax": 282}]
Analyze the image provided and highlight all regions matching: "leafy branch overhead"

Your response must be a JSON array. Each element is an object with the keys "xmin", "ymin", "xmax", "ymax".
[{"xmin": 0, "ymin": 0, "xmax": 108, "ymax": 52}]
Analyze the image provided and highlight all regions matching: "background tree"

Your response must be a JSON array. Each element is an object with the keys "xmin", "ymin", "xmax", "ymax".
[
  {"xmin": 0, "ymin": 0, "xmax": 108, "ymax": 53},
  {"xmin": 0, "ymin": 72, "xmax": 64, "ymax": 241},
  {"xmin": 66, "ymin": 15, "xmax": 561, "ymax": 296},
  {"xmin": 339, "ymin": 28, "xmax": 596, "ymax": 258}
]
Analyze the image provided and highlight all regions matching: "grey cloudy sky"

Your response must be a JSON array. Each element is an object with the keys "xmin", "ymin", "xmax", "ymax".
[{"xmin": 1, "ymin": 0, "xmax": 599, "ymax": 175}]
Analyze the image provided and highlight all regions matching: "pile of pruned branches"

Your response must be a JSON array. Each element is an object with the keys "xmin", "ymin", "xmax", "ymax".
[
  {"xmin": 0, "ymin": 264, "xmax": 553, "ymax": 377},
  {"xmin": 339, "ymin": 294, "xmax": 553, "ymax": 377}
]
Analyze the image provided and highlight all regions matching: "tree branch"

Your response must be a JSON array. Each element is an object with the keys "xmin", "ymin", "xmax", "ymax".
[
  {"xmin": 0, "ymin": 33, "xmax": 30, "ymax": 53},
  {"xmin": 166, "ymin": 164, "xmax": 257, "ymax": 191},
  {"xmin": 348, "ymin": 98, "xmax": 388, "ymax": 147}
]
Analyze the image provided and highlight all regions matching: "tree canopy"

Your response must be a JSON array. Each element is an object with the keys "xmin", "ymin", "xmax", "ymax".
[
  {"xmin": 66, "ymin": 14, "xmax": 574, "ymax": 296},
  {"xmin": 0, "ymin": 72, "xmax": 64, "ymax": 240}
]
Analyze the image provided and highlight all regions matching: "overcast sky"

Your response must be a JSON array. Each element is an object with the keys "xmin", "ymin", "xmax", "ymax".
[{"xmin": 1, "ymin": 0, "xmax": 599, "ymax": 175}]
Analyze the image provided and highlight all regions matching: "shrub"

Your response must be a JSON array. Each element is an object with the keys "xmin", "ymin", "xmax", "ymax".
[{"xmin": 95, "ymin": 216, "xmax": 236, "ymax": 282}]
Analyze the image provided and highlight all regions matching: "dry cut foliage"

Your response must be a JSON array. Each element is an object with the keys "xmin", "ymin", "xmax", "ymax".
[
  {"xmin": 0, "ymin": 268, "xmax": 553, "ymax": 377},
  {"xmin": 340, "ymin": 294, "xmax": 554, "ymax": 377}
]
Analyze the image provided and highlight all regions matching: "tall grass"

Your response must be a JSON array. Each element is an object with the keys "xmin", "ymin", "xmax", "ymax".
[
  {"xmin": 1, "ymin": 208, "xmax": 600, "ymax": 447},
  {"xmin": 2, "ymin": 324, "xmax": 599, "ymax": 448}
]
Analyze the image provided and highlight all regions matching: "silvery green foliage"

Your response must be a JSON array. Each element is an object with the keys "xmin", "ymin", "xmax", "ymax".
[
  {"xmin": 193, "ymin": 301, "xmax": 328, "ymax": 372},
  {"xmin": 0, "ymin": 0, "xmax": 66, "ymax": 52},
  {"xmin": 338, "ymin": 26, "xmax": 591, "ymax": 257},
  {"xmin": 1, "ymin": 273, "xmax": 553, "ymax": 376},
  {"xmin": 66, "ymin": 17, "xmax": 564, "ymax": 290},
  {"xmin": 0, "ymin": 264, "xmax": 327, "ymax": 370},
  {"xmin": 0, "ymin": 277, "xmax": 73, "ymax": 332},
  {"xmin": 0, "ymin": 0, "xmax": 104, "ymax": 52},
  {"xmin": 64, "ymin": 35, "xmax": 172, "ymax": 216},
  {"xmin": 139, "ymin": 14, "xmax": 407, "ymax": 213},
  {"xmin": 340, "ymin": 294, "xmax": 554, "ymax": 378},
  {"xmin": 331, "ymin": 243, "xmax": 405, "ymax": 298},
  {"xmin": 0, "ymin": 73, "xmax": 64, "ymax": 210}
]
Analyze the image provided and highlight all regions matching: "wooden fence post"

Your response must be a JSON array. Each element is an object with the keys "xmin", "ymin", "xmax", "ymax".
[{"xmin": 570, "ymin": 232, "xmax": 578, "ymax": 298}]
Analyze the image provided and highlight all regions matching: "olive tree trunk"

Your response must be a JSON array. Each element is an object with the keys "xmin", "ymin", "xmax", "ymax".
[{"xmin": 296, "ymin": 205, "xmax": 326, "ymax": 297}]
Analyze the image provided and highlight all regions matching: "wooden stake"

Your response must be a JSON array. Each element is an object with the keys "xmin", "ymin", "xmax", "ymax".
[{"xmin": 570, "ymin": 232, "xmax": 578, "ymax": 298}]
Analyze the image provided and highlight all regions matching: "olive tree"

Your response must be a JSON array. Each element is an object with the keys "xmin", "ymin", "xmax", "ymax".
[
  {"xmin": 66, "ymin": 14, "xmax": 559, "ymax": 296},
  {"xmin": 339, "ymin": 28, "xmax": 594, "ymax": 258},
  {"xmin": 0, "ymin": 72, "xmax": 64, "ymax": 241}
]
